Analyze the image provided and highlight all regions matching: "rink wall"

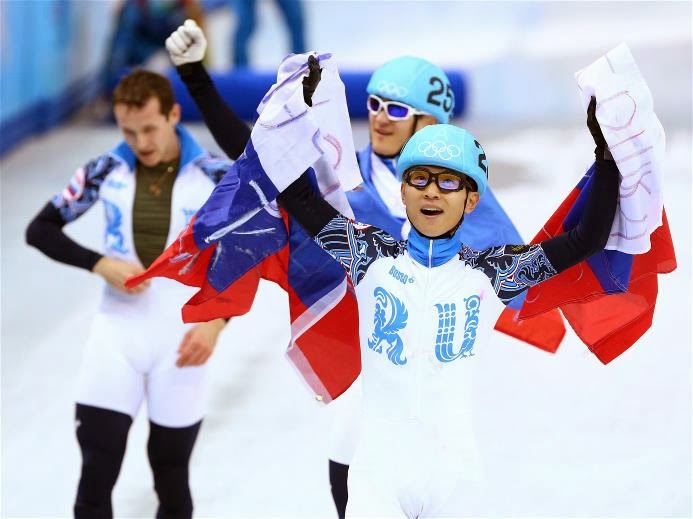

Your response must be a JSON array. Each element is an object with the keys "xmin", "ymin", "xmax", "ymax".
[
  {"xmin": 1, "ymin": 2, "xmax": 689, "ymax": 158},
  {"xmin": 169, "ymin": 68, "xmax": 467, "ymax": 122},
  {"xmin": 0, "ymin": 1, "xmax": 111, "ymax": 157},
  {"xmin": 0, "ymin": 0, "xmax": 468, "ymax": 159}
]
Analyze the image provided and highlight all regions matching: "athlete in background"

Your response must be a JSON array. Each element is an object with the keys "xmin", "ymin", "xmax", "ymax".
[
  {"xmin": 275, "ymin": 90, "xmax": 619, "ymax": 515},
  {"xmin": 26, "ymin": 70, "xmax": 231, "ymax": 519}
]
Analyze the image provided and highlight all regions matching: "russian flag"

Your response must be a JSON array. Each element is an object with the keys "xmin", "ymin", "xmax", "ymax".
[
  {"xmin": 462, "ymin": 187, "xmax": 567, "ymax": 353},
  {"xmin": 518, "ymin": 163, "xmax": 676, "ymax": 363},
  {"xmin": 516, "ymin": 43, "xmax": 677, "ymax": 363},
  {"xmin": 127, "ymin": 52, "xmax": 362, "ymax": 401}
]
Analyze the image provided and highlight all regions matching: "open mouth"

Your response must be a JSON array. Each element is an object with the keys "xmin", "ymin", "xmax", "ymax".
[{"xmin": 420, "ymin": 207, "xmax": 443, "ymax": 216}]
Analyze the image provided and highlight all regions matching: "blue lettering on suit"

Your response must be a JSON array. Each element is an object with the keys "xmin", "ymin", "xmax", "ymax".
[{"xmin": 434, "ymin": 295, "xmax": 481, "ymax": 361}]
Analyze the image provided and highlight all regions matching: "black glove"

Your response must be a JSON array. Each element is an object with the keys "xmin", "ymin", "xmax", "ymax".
[
  {"xmin": 302, "ymin": 55, "xmax": 322, "ymax": 107},
  {"xmin": 587, "ymin": 96, "xmax": 612, "ymax": 160}
]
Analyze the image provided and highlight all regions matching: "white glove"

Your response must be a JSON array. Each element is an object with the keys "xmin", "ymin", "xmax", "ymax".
[{"xmin": 165, "ymin": 19, "xmax": 207, "ymax": 66}]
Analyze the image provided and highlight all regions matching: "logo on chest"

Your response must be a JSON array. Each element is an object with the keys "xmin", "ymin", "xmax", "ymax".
[
  {"xmin": 367, "ymin": 287, "xmax": 409, "ymax": 365},
  {"xmin": 388, "ymin": 265, "xmax": 414, "ymax": 284},
  {"xmin": 103, "ymin": 199, "xmax": 128, "ymax": 254},
  {"xmin": 434, "ymin": 295, "xmax": 481, "ymax": 362},
  {"xmin": 105, "ymin": 178, "xmax": 127, "ymax": 190}
]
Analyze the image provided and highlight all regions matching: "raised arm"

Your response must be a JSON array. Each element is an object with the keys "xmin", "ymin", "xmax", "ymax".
[
  {"xmin": 166, "ymin": 20, "xmax": 251, "ymax": 159},
  {"xmin": 279, "ymin": 172, "xmax": 402, "ymax": 286},
  {"xmin": 464, "ymin": 97, "xmax": 619, "ymax": 303},
  {"xmin": 540, "ymin": 160, "xmax": 618, "ymax": 271}
]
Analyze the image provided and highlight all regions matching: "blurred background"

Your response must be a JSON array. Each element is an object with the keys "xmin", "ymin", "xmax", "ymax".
[{"xmin": 1, "ymin": 1, "xmax": 691, "ymax": 518}]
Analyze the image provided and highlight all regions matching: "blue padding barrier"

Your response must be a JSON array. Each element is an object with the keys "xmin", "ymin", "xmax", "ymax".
[
  {"xmin": 169, "ymin": 69, "xmax": 466, "ymax": 122},
  {"xmin": 0, "ymin": 73, "xmax": 102, "ymax": 157}
]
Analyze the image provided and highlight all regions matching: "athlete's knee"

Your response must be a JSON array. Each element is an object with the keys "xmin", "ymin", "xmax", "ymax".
[
  {"xmin": 147, "ymin": 420, "xmax": 202, "ymax": 519},
  {"xmin": 329, "ymin": 459, "xmax": 350, "ymax": 519},
  {"xmin": 74, "ymin": 404, "xmax": 132, "ymax": 519}
]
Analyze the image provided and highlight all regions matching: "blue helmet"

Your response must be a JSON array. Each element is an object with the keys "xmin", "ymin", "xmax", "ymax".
[
  {"xmin": 367, "ymin": 56, "xmax": 454, "ymax": 124},
  {"xmin": 396, "ymin": 124, "xmax": 488, "ymax": 196}
]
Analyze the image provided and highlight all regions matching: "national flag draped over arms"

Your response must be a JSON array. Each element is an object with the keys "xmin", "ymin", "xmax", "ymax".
[
  {"xmin": 462, "ymin": 188, "xmax": 567, "ymax": 353},
  {"xmin": 127, "ymin": 53, "xmax": 363, "ymax": 402},
  {"xmin": 518, "ymin": 44, "xmax": 676, "ymax": 363}
]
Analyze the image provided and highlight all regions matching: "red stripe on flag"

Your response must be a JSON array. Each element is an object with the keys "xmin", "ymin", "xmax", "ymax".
[
  {"xmin": 518, "ymin": 209, "xmax": 676, "ymax": 364},
  {"xmin": 519, "ymin": 254, "xmax": 609, "ymax": 319},
  {"xmin": 182, "ymin": 268, "xmax": 261, "ymax": 323},
  {"xmin": 495, "ymin": 306, "xmax": 566, "ymax": 353},
  {"xmin": 560, "ymin": 212, "xmax": 676, "ymax": 363},
  {"xmin": 287, "ymin": 286, "xmax": 361, "ymax": 402}
]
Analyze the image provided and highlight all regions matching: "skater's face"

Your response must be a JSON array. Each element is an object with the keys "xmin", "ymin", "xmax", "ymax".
[
  {"xmin": 401, "ymin": 165, "xmax": 479, "ymax": 237},
  {"xmin": 368, "ymin": 96, "xmax": 437, "ymax": 157},
  {"xmin": 114, "ymin": 96, "xmax": 181, "ymax": 167}
]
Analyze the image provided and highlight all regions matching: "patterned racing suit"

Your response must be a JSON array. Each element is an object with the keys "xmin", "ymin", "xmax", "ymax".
[{"xmin": 278, "ymin": 157, "xmax": 619, "ymax": 516}]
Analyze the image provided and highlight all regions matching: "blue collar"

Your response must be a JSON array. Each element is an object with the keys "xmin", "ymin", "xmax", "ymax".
[
  {"xmin": 110, "ymin": 124, "xmax": 205, "ymax": 171},
  {"xmin": 406, "ymin": 225, "xmax": 464, "ymax": 268}
]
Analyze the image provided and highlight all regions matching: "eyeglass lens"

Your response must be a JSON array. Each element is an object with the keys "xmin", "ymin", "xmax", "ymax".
[{"xmin": 407, "ymin": 169, "xmax": 465, "ymax": 191}]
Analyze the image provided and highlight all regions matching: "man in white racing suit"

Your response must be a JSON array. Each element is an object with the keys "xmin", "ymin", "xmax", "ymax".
[
  {"xmin": 26, "ymin": 70, "xmax": 231, "ymax": 518},
  {"xmin": 277, "ymin": 96, "xmax": 619, "ymax": 516}
]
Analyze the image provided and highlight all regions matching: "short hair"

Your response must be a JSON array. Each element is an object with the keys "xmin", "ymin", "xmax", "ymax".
[{"xmin": 112, "ymin": 69, "xmax": 175, "ymax": 116}]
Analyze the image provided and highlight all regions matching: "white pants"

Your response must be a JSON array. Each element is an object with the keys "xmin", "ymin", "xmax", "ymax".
[
  {"xmin": 75, "ymin": 278, "xmax": 208, "ymax": 427},
  {"xmin": 345, "ymin": 417, "xmax": 485, "ymax": 518}
]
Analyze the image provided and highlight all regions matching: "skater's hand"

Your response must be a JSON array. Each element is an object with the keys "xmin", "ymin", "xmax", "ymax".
[
  {"xmin": 302, "ymin": 55, "xmax": 322, "ymax": 107},
  {"xmin": 176, "ymin": 319, "xmax": 226, "ymax": 367},
  {"xmin": 166, "ymin": 19, "xmax": 207, "ymax": 66},
  {"xmin": 587, "ymin": 96, "xmax": 612, "ymax": 160},
  {"xmin": 93, "ymin": 257, "xmax": 149, "ymax": 294}
]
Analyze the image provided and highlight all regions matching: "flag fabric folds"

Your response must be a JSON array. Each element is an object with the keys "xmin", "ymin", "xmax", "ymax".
[
  {"xmin": 519, "ymin": 165, "xmax": 676, "ymax": 363},
  {"xmin": 517, "ymin": 43, "xmax": 676, "ymax": 363},
  {"xmin": 463, "ymin": 187, "xmax": 567, "ymax": 353},
  {"xmin": 127, "ymin": 52, "xmax": 362, "ymax": 402}
]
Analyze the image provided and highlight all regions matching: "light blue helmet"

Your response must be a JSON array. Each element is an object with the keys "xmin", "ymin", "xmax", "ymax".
[
  {"xmin": 367, "ymin": 56, "xmax": 454, "ymax": 124},
  {"xmin": 396, "ymin": 124, "xmax": 488, "ymax": 196}
]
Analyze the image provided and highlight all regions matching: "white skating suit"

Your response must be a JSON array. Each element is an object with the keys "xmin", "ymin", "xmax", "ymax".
[
  {"xmin": 310, "ymin": 215, "xmax": 558, "ymax": 517},
  {"xmin": 332, "ymin": 147, "xmax": 528, "ymax": 468},
  {"xmin": 51, "ymin": 126, "xmax": 231, "ymax": 427}
]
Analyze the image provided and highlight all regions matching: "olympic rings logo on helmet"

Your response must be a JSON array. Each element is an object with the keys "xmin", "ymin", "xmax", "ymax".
[
  {"xmin": 375, "ymin": 80, "xmax": 408, "ymax": 99},
  {"xmin": 416, "ymin": 140, "xmax": 462, "ymax": 161}
]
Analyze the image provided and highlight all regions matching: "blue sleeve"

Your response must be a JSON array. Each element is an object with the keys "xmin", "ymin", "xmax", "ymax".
[
  {"xmin": 278, "ymin": 173, "xmax": 403, "ymax": 286},
  {"xmin": 314, "ymin": 215, "xmax": 403, "ymax": 286},
  {"xmin": 461, "ymin": 244, "xmax": 558, "ymax": 304},
  {"xmin": 462, "ymin": 158, "xmax": 620, "ymax": 304},
  {"xmin": 51, "ymin": 154, "xmax": 118, "ymax": 223}
]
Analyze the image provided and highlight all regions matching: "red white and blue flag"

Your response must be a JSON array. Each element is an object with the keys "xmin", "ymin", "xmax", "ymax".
[
  {"xmin": 518, "ymin": 163, "xmax": 676, "ymax": 363},
  {"xmin": 127, "ymin": 53, "xmax": 362, "ymax": 402},
  {"xmin": 462, "ymin": 188, "xmax": 567, "ymax": 353},
  {"xmin": 516, "ymin": 44, "xmax": 676, "ymax": 364}
]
